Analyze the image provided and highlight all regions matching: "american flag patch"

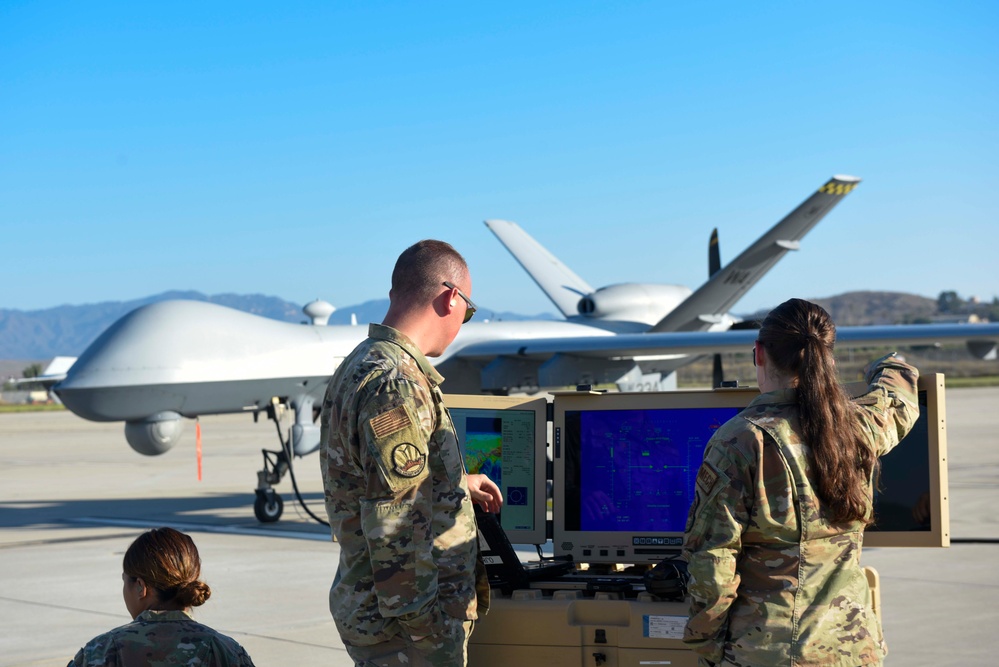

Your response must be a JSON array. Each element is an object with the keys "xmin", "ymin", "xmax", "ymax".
[{"xmin": 370, "ymin": 406, "xmax": 411, "ymax": 439}]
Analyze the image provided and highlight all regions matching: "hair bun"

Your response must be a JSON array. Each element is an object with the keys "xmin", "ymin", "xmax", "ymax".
[{"xmin": 176, "ymin": 579, "xmax": 212, "ymax": 607}]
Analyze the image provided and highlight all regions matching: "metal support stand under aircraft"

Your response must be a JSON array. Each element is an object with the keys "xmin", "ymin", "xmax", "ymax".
[{"xmin": 253, "ymin": 396, "xmax": 322, "ymax": 523}]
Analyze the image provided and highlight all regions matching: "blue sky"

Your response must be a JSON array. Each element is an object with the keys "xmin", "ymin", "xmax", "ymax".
[{"xmin": 2, "ymin": 1, "xmax": 996, "ymax": 317}]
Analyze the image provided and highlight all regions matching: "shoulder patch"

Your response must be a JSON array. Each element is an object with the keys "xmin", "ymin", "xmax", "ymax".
[
  {"xmin": 696, "ymin": 463, "xmax": 720, "ymax": 496},
  {"xmin": 370, "ymin": 405, "xmax": 411, "ymax": 439},
  {"xmin": 391, "ymin": 443, "xmax": 427, "ymax": 478}
]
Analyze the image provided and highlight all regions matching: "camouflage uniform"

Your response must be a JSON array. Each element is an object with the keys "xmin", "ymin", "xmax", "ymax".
[
  {"xmin": 683, "ymin": 353, "xmax": 919, "ymax": 667},
  {"xmin": 69, "ymin": 609, "xmax": 255, "ymax": 666},
  {"xmin": 320, "ymin": 323, "xmax": 488, "ymax": 667}
]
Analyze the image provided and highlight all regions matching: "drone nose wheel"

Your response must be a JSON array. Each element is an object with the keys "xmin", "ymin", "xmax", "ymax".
[{"xmin": 254, "ymin": 489, "xmax": 284, "ymax": 523}]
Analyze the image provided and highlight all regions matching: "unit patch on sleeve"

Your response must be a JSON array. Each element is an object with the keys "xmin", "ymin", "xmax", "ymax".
[
  {"xmin": 391, "ymin": 443, "xmax": 427, "ymax": 478},
  {"xmin": 369, "ymin": 405, "xmax": 411, "ymax": 439},
  {"xmin": 696, "ymin": 463, "xmax": 720, "ymax": 496}
]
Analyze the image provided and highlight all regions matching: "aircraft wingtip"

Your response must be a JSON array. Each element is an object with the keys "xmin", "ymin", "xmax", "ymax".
[{"xmin": 832, "ymin": 174, "xmax": 862, "ymax": 183}]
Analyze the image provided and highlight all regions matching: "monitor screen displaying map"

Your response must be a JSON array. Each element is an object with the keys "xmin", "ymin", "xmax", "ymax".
[
  {"xmin": 551, "ymin": 374, "xmax": 949, "ymax": 564},
  {"xmin": 552, "ymin": 388, "xmax": 756, "ymax": 564}
]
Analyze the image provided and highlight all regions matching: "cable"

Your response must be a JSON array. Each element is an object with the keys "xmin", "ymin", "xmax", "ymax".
[
  {"xmin": 271, "ymin": 413, "xmax": 330, "ymax": 527},
  {"xmin": 281, "ymin": 427, "xmax": 330, "ymax": 527}
]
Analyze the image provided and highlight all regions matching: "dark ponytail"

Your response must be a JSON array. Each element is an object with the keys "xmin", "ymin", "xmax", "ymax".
[{"xmin": 758, "ymin": 299, "xmax": 875, "ymax": 525}]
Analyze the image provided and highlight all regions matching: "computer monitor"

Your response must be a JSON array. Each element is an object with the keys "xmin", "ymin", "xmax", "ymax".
[
  {"xmin": 445, "ymin": 394, "xmax": 550, "ymax": 545},
  {"xmin": 861, "ymin": 373, "xmax": 949, "ymax": 548},
  {"xmin": 551, "ymin": 374, "xmax": 949, "ymax": 565},
  {"xmin": 552, "ymin": 388, "xmax": 756, "ymax": 565}
]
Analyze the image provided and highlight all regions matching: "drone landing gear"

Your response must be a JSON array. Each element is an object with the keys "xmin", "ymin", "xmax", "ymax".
[
  {"xmin": 254, "ymin": 446, "xmax": 289, "ymax": 523},
  {"xmin": 254, "ymin": 489, "xmax": 284, "ymax": 523},
  {"xmin": 252, "ymin": 396, "xmax": 325, "ymax": 525}
]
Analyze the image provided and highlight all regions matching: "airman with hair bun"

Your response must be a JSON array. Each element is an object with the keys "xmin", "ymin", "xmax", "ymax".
[{"xmin": 69, "ymin": 527, "xmax": 255, "ymax": 666}]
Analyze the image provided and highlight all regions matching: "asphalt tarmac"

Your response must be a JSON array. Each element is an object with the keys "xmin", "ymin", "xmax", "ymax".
[{"xmin": 2, "ymin": 387, "xmax": 997, "ymax": 666}]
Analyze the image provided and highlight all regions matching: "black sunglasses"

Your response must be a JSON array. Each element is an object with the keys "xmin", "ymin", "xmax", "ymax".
[{"xmin": 443, "ymin": 281, "xmax": 477, "ymax": 323}]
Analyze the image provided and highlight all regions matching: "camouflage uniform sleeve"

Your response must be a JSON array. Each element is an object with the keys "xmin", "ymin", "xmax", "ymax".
[
  {"xmin": 356, "ymin": 377, "xmax": 442, "ymax": 638},
  {"xmin": 213, "ymin": 639, "xmax": 256, "ymax": 667},
  {"xmin": 682, "ymin": 426, "xmax": 755, "ymax": 665},
  {"xmin": 855, "ymin": 353, "xmax": 920, "ymax": 457},
  {"xmin": 68, "ymin": 632, "xmax": 117, "ymax": 667}
]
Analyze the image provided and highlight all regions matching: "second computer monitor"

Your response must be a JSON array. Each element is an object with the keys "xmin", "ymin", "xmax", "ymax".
[
  {"xmin": 552, "ymin": 388, "xmax": 756, "ymax": 564},
  {"xmin": 551, "ymin": 374, "xmax": 948, "ymax": 565}
]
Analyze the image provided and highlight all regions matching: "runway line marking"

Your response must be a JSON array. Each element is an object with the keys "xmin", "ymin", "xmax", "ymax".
[
  {"xmin": 68, "ymin": 517, "xmax": 331, "ymax": 542},
  {"xmin": 0, "ymin": 531, "xmax": 140, "ymax": 550}
]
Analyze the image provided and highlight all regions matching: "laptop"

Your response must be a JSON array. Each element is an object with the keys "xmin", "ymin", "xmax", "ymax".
[{"xmin": 474, "ymin": 506, "xmax": 575, "ymax": 594}]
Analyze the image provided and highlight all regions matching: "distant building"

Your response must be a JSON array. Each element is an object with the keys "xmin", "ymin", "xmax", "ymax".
[
  {"xmin": 27, "ymin": 391, "xmax": 51, "ymax": 404},
  {"xmin": 928, "ymin": 313, "xmax": 989, "ymax": 324}
]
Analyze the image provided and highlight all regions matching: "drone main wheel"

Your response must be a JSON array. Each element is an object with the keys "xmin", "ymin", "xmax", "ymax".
[{"xmin": 254, "ymin": 491, "xmax": 284, "ymax": 523}]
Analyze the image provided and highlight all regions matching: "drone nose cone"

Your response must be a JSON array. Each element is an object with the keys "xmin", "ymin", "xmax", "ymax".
[
  {"xmin": 55, "ymin": 382, "xmax": 114, "ymax": 421},
  {"xmin": 52, "ymin": 301, "xmax": 197, "ymax": 422}
]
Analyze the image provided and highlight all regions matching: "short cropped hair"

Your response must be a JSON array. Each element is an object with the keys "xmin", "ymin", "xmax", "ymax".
[{"xmin": 391, "ymin": 240, "xmax": 469, "ymax": 305}]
